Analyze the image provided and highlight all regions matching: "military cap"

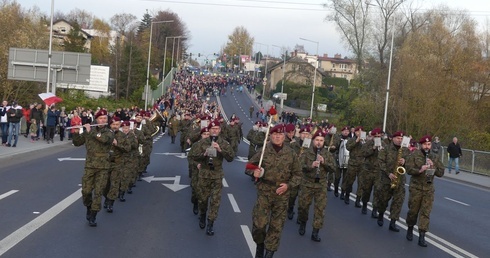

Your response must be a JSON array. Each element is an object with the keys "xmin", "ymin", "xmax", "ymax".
[
  {"xmin": 354, "ymin": 126, "xmax": 364, "ymax": 132},
  {"xmin": 135, "ymin": 111, "xmax": 143, "ymax": 117},
  {"xmin": 284, "ymin": 124, "xmax": 295, "ymax": 133},
  {"xmin": 392, "ymin": 131, "xmax": 405, "ymax": 138},
  {"xmin": 254, "ymin": 121, "xmax": 262, "ymax": 126},
  {"xmin": 201, "ymin": 127, "xmax": 210, "ymax": 134},
  {"xmin": 419, "ymin": 135, "xmax": 432, "ymax": 144},
  {"xmin": 312, "ymin": 129, "xmax": 327, "ymax": 139},
  {"xmin": 95, "ymin": 109, "xmax": 108, "ymax": 119},
  {"xmin": 299, "ymin": 126, "xmax": 311, "ymax": 134},
  {"xmin": 121, "ymin": 121, "xmax": 130, "ymax": 127},
  {"xmin": 341, "ymin": 126, "xmax": 350, "ymax": 131},
  {"xmin": 370, "ymin": 127, "xmax": 382, "ymax": 136},
  {"xmin": 269, "ymin": 124, "xmax": 285, "ymax": 134},
  {"xmin": 110, "ymin": 116, "xmax": 121, "ymax": 124},
  {"xmin": 208, "ymin": 119, "xmax": 220, "ymax": 129}
]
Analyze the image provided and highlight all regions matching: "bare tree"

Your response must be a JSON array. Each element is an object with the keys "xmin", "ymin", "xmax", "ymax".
[
  {"xmin": 325, "ymin": 0, "xmax": 370, "ymax": 74},
  {"xmin": 223, "ymin": 26, "xmax": 255, "ymax": 70},
  {"xmin": 66, "ymin": 8, "xmax": 94, "ymax": 29}
]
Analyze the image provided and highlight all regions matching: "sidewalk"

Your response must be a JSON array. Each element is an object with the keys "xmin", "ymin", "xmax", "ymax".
[
  {"xmin": 442, "ymin": 169, "xmax": 490, "ymax": 189},
  {"xmin": 0, "ymin": 134, "xmax": 70, "ymax": 160}
]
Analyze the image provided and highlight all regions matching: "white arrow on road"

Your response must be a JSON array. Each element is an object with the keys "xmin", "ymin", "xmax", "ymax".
[
  {"xmin": 154, "ymin": 152, "xmax": 187, "ymax": 159},
  {"xmin": 142, "ymin": 176, "xmax": 189, "ymax": 192},
  {"xmin": 235, "ymin": 156, "xmax": 248, "ymax": 163},
  {"xmin": 58, "ymin": 157, "xmax": 86, "ymax": 161}
]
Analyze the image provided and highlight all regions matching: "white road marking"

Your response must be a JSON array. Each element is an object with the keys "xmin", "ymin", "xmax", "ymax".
[
  {"xmin": 222, "ymin": 178, "xmax": 229, "ymax": 188},
  {"xmin": 444, "ymin": 197, "xmax": 470, "ymax": 206},
  {"xmin": 0, "ymin": 188, "xmax": 82, "ymax": 256},
  {"xmin": 0, "ymin": 190, "xmax": 18, "ymax": 201},
  {"xmin": 33, "ymin": 212, "xmax": 40, "ymax": 214},
  {"xmin": 241, "ymin": 225, "xmax": 256, "ymax": 258},
  {"xmin": 228, "ymin": 194, "xmax": 241, "ymax": 213}
]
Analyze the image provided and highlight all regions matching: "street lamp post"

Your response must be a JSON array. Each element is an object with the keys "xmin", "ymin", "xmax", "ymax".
[
  {"xmin": 256, "ymin": 42, "xmax": 269, "ymax": 101},
  {"xmin": 299, "ymin": 37, "xmax": 319, "ymax": 119},
  {"xmin": 162, "ymin": 35, "xmax": 182, "ymax": 95},
  {"xmin": 145, "ymin": 20, "xmax": 173, "ymax": 110},
  {"xmin": 383, "ymin": 22, "xmax": 395, "ymax": 132},
  {"xmin": 272, "ymin": 45, "xmax": 286, "ymax": 113}
]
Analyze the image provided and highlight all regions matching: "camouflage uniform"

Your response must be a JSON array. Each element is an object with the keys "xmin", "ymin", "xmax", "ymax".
[
  {"xmin": 129, "ymin": 128, "xmax": 145, "ymax": 190},
  {"xmin": 120, "ymin": 130, "xmax": 139, "ymax": 193},
  {"xmin": 187, "ymin": 124, "xmax": 204, "ymax": 208},
  {"xmin": 298, "ymin": 147, "xmax": 335, "ymax": 230},
  {"xmin": 168, "ymin": 116, "xmax": 180, "ymax": 143},
  {"xmin": 359, "ymin": 139, "xmax": 385, "ymax": 217},
  {"xmin": 343, "ymin": 136, "xmax": 365, "ymax": 202},
  {"xmin": 377, "ymin": 143, "xmax": 410, "ymax": 221},
  {"xmin": 246, "ymin": 128, "xmax": 258, "ymax": 160},
  {"xmin": 73, "ymin": 126, "xmax": 114, "ymax": 212},
  {"xmin": 179, "ymin": 118, "xmax": 192, "ymax": 152},
  {"xmin": 334, "ymin": 135, "xmax": 349, "ymax": 196},
  {"xmin": 106, "ymin": 130, "xmax": 133, "ymax": 201},
  {"xmin": 225, "ymin": 123, "xmax": 241, "ymax": 155},
  {"xmin": 247, "ymin": 143, "xmax": 302, "ymax": 252},
  {"xmin": 405, "ymin": 150, "xmax": 444, "ymax": 232},
  {"xmin": 187, "ymin": 136, "xmax": 234, "ymax": 222},
  {"xmin": 247, "ymin": 130, "xmax": 266, "ymax": 160},
  {"xmin": 141, "ymin": 118, "xmax": 156, "ymax": 173},
  {"xmin": 324, "ymin": 133, "xmax": 339, "ymax": 188},
  {"xmin": 286, "ymin": 136, "xmax": 304, "ymax": 220}
]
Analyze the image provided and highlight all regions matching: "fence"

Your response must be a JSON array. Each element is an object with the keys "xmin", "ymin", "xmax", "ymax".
[
  {"xmin": 441, "ymin": 147, "xmax": 490, "ymax": 176},
  {"xmin": 150, "ymin": 67, "xmax": 175, "ymax": 104}
]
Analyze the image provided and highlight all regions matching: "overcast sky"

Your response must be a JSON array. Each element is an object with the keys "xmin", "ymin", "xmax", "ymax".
[{"xmin": 18, "ymin": 0, "xmax": 490, "ymax": 60}]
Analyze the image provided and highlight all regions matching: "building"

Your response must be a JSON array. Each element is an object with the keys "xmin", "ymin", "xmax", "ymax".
[
  {"xmin": 267, "ymin": 56, "xmax": 326, "ymax": 92},
  {"xmin": 51, "ymin": 19, "xmax": 93, "ymax": 50},
  {"xmin": 318, "ymin": 54, "xmax": 357, "ymax": 81}
]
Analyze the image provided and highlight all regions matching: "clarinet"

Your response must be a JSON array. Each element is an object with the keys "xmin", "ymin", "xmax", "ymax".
[
  {"xmin": 315, "ymin": 147, "xmax": 322, "ymax": 183},
  {"xmin": 208, "ymin": 136, "xmax": 217, "ymax": 170},
  {"xmin": 425, "ymin": 152, "xmax": 433, "ymax": 184}
]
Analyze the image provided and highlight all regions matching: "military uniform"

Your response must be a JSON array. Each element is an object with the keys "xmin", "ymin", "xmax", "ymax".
[
  {"xmin": 119, "ymin": 129, "xmax": 139, "ymax": 199},
  {"xmin": 225, "ymin": 121, "xmax": 241, "ymax": 155},
  {"xmin": 405, "ymin": 137, "xmax": 444, "ymax": 246},
  {"xmin": 179, "ymin": 117, "xmax": 192, "ymax": 152},
  {"xmin": 360, "ymin": 136, "xmax": 384, "ymax": 216},
  {"xmin": 187, "ymin": 134, "xmax": 234, "ymax": 234},
  {"xmin": 247, "ymin": 141, "xmax": 302, "ymax": 255},
  {"xmin": 343, "ymin": 134, "xmax": 365, "ymax": 206},
  {"xmin": 73, "ymin": 121, "xmax": 114, "ymax": 226},
  {"xmin": 298, "ymin": 145, "xmax": 335, "ymax": 241},
  {"xmin": 168, "ymin": 116, "xmax": 179, "ymax": 143},
  {"xmin": 377, "ymin": 135, "xmax": 410, "ymax": 230}
]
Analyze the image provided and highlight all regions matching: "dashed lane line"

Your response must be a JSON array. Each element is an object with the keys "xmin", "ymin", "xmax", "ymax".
[
  {"xmin": 228, "ymin": 194, "xmax": 241, "ymax": 213},
  {"xmin": 222, "ymin": 178, "xmax": 229, "ymax": 188},
  {"xmin": 444, "ymin": 197, "xmax": 470, "ymax": 206},
  {"xmin": 0, "ymin": 190, "xmax": 19, "ymax": 201},
  {"xmin": 241, "ymin": 225, "xmax": 255, "ymax": 258}
]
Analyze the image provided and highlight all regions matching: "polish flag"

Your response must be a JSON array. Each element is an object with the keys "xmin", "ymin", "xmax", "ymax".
[{"xmin": 38, "ymin": 93, "xmax": 63, "ymax": 107}]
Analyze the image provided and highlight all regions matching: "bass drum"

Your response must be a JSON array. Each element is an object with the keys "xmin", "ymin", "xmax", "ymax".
[{"xmin": 338, "ymin": 139, "xmax": 350, "ymax": 169}]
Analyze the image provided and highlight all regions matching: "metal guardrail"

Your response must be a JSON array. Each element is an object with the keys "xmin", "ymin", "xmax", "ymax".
[{"xmin": 441, "ymin": 147, "xmax": 490, "ymax": 176}]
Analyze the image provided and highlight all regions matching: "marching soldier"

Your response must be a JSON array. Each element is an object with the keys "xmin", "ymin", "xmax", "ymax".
[
  {"xmin": 360, "ymin": 128, "xmax": 384, "ymax": 217},
  {"xmin": 343, "ymin": 126, "xmax": 365, "ymax": 207},
  {"xmin": 246, "ymin": 124, "xmax": 302, "ymax": 258},
  {"xmin": 225, "ymin": 117, "xmax": 241, "ymax": 155},
  {"xmin": 246, "ymin": 121, "xmax": 262, "ymax": 160},
  {"xmin": 187, "ymin": 120, "xmax": 234, "ymax": 236},
  {"xmin": 129, "ymin": 119, "xmax": 145, "ymax": 192},
  {"xmin": 179, "ymin": 112, "xmax": 192, "ymax": 152},
  {"xmin": 297, "ymin": 130, "xmax": 335, "ymax": 242},
  {"xmin": 377, "ymin": 131, "xmax": 410, "ymax": 231},
  {"xmin": 405, "ymin": 135, "xmax": 444, "ymax": 247},
  {"xmin": 72, "ymin": 109, "xmax": 114, "ymax": 227},
  {"xmin": 188, "ymin": 126, "xmax": 211, "ymax": 215},
  {"xmin": 118, "ymin": 120, "xmax": 139, "ymax": 202},
  {"xmin": 168, "ymin": 114, "xmax": 179, "ymax": 144},
  {"xmin": 324, "ymin": 125, "xmax": 339, "ymax": 192}
]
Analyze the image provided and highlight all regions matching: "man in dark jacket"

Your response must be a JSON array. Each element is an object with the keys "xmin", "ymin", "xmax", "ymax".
[
  {"xmin": 30, "ymin": 103, "xmax": 44, "ymax": 139},
  {"xmin": 6, "ymin": 101, "xmax": 23, "ymax": 147},
  {"xmin": 446, "ymin": 137, "xmax": 462, "ymax": 174}
]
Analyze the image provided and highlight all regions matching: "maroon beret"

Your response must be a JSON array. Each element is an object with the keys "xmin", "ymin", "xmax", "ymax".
[
  {"xmin": 370, "ymin": 127, "xmax": 382, "ymax": 136},
  {"xmin": 269, "ymin": 124, "xmax": 285, "ymax": 134},
  {"xmin": 285, "ymin": 124, "xmax": 295, "ymax": 133},
  {"xmin": 328, "ymin": 124, "xmax": 335, "ymax": 129},
  {"xmin": 201, "ymin": 127, "xmax": 210, "ymax": 134},
  {"xmin": 419, "ymin": 135, "xmax": 432, "ymax": 144},
  {"xmin": 392, "ymin": 131, "xmax": 405, "ymax": 138},
  {"xmin": 254, "ymin": 121, "xmax": 262, "ymax": 126},
  {"xmin": 135, "ymin": 111, "xmax": 143, "ymax": 117},
  {"xmin": 110, "ymin": 116, "xmax": 121, "ymax": 124},
  {"xmin": 313, "ymin": 129, "xmax": 327, "ymax": 139},
  {"xmin": 121, "ymin": 121, "xmax": 130, "ymax": 127},
  {"xmin": 208, "ymin": 119, "xmax": 220, "ymax": 129},
  {"xmin": 341, "ymin": 126, "xmax": 350, "ymax": 131},
  {"xmin": 354, "ymin": 126, "xmax": 364, "ymax": 132},
  {"xmin": 299, "ymin": 126, "xmax": 311, "ymax": 133},
  {"xmin": 95, "ymin": 109, "xmax": 108, "ymax": 119}
]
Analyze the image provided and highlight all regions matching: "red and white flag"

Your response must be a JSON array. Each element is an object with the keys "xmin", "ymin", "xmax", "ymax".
[{"xmin": 38, "ymin": 93, "xmax": 63, "ymax": 107}]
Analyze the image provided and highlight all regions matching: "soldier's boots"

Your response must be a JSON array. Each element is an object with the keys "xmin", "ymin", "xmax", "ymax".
[
  {"xmin": 334, "ymin": 185, "xmax": 339, "ymax": 197},
  {"xmin": 199, "ymin": 214, "xmax": 206, "ymax": 229},
  {"xmin": 377, "ymin": 212, "xmax": 384, "ymax": 227},
  {"xmin": 137, "ymin": 173, "xmax": 142, "ymax": 181},
  {"xmin": 88, "ymin": 211, "xmax": 97, "ymax": 227},
  {"xmin": 127, "ymin": 186, "xmax": 133, "ymax": 194},
  {"xmin": 389, "ymin": 219, "xmax": 400, "ymax": 232},
  {"xmin": 255, "ymin": 243, "xmax": 265, "ymax": 258},
  {"xmin": 311, "ymin": 228, "xmax": 321, "ymax": 242},
  {"xmin": 287, "ymin": 207, "xmax": 294, "ymax": 220},
  {"xmin": 326, "ymin": 182, "xmax": 332, "ymax": 192},
  {"xmin": 264, "ymin": 250, "xmax": 274, "ymax": 258},
  {"xmin": 371, "ymin": 208, "xmax": 378, "ymax": 219},
  {"xmin": 118, "ymin": 191, "xmax": 126, "ymax": 202},
  {"xmin": 299, "ymin": 222, "xmax": 306, "ymax": 236},
  {"xmin": 103, "ymin": 199, "xmax": 109, "ymax": 209},
  {"xmin": 344, "ymin": 192, "xmax": 350, "ymax": 205},
  {"xmin": 106, "ymin": 200, "xmax": 114, "ymax": 213},
  {"xmin": 171, "ymin": 136, "xmax": 175, "ymax": 144},
  {"xmin": 361, "ymin": 202, "xmax": 368, "ymax": 214},
  {"xmin": 206, "ymin": 220, "xmax": 214, "ymax": 236},
  {"xmin": 406, "ymin": 226, "xmax": 414, "ymax": 241},
  {"xmin": 418, "ymin": 231, "xmax": 428, "ymax": 247},
  {"xmin": 340, "ymin": 190, "xmax": 345, "ymax": 200},
  {"xmin": 354, "ymin": 196, "xmax": 362, "ymax": 208},
  {"xmin": 193, "ymin": 203, "xmax": 198, "ymax": 215},
  {"xmin": 86, "ymin": 206, "xmax": 91, "ymax": 221}
]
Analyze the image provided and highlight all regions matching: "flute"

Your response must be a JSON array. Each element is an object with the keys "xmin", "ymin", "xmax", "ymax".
[{"xmin": 65, "ymin": 123, "xmax": 108, "ymax": 130}]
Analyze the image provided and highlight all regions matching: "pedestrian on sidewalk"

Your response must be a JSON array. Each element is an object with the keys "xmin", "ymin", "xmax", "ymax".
[
  {"xmin": 446, "ymin": 137, "xmax": 462, "ymax": 174},
  {"xmin": 249, "ymin": 106, "xmax": 254, "ymax": 118},
  {"xmin": 0, "ymin": 100, "xmax": 10, "ymax": 145},
  {"xmin": 29, "ymin": 119, "xmax": 37, "ymax": 142},
  {"xmin": 6, "ymin": 101, "xmax": 23, "ymax": 147}
]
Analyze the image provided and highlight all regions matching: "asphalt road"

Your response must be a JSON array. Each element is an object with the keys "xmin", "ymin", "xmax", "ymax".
[{"xmin": 0, "ymin": 90, "xmax": 487, "ymax": 258}]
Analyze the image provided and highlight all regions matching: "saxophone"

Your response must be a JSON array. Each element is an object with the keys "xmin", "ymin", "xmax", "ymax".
[{"xmin": 390, "ymin": 146, "xmax": 406, "ymax": 189}]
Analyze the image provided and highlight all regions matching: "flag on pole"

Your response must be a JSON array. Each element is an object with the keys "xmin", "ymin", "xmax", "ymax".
[{"xmin": 38, "ymin": 93, "xmax": 63, "ymax": 107}]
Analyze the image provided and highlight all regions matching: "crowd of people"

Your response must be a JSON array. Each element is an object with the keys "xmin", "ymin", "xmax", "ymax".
[{"xmin": 0, "ymin": 68, "xmax": 460, "ymax": 257}]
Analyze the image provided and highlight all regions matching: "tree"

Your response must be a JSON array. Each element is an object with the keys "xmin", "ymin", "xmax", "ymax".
[
  {"xmin": 325, "ymin": 0, "xmax": 370, "ymax": 74},
  {"xmin": 90, "ymin": 18, "xmax": 111, "ymax": 64},
  {"xmin": 223, "ymin": 26, "xmax": 254, "ymax": 70},
  {"xmin": 66, "ymin": 8, "xmax": 94, "ymax": 29},
  {"xmin": 64, "ymin": 22, "xmax": 87, "ymax": 53}
]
